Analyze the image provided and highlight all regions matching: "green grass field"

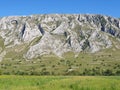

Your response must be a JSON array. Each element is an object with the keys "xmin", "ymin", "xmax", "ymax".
[{"xmin": 0, "ymin": 75, "xmax": 120, "ymax": 90}]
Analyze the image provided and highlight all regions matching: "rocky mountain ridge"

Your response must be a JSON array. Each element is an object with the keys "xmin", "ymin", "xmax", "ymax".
[{"xmin": 0, "ymin": 14, "xmax": 120, "ymax": 60}]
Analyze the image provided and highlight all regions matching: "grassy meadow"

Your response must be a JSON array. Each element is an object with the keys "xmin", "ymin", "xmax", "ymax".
[
  {"xmin": 0, "ymin": 48, "xmax": 120, "ymax": 75},
  {"xmin": 0, "ymin": 75, "xmax": 120, "ymax": 90}
]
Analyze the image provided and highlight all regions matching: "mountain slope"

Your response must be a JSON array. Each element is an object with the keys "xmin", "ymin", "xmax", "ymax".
[
  {"xmin": 0, "ymin": 14, "xmax": 120, "ymax": 75},
  {"xmin": 0, "ymin": 14, "xmax": 120, "ymax": 60}
]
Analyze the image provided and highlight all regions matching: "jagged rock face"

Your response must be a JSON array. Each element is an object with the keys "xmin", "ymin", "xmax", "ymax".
[{"xmin": 0, "ymin": 14, "xmax": 120, "ymax": 59}]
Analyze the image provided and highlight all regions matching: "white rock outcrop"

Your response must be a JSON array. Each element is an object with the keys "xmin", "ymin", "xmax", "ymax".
[{"xmin": 0, "ymin": 14, "xmax": 120, "ymax": 59}]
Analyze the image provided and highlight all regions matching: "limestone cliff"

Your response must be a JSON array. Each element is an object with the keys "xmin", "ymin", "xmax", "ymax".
[{"xmin": 0, "ymin": 14, "xmax": 120, "ymax": 60}]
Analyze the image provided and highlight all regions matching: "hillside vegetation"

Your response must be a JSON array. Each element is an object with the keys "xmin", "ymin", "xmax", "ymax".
[{"xmin": 0, "ymin": 47, "xmax": 120, "ymax": 75}]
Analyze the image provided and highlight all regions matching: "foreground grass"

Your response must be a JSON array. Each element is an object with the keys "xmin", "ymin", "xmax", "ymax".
[{"xmin": 0, "ymin": 76, "xmax": 120, "ymax": 90}]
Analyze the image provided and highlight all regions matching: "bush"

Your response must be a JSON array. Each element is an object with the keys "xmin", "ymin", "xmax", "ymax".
[
  {"xmin": 0, "ymin": 70, "xmax": 2, "ymax": 75},
  {"xmin": 40, "ymin": 71, "xmax": 50, "ymax": 75},
  {"xmin": 116, "ymin": 70, "xmax": 120, "ymax": 75},
  {"xmin": 3, "ymin": 72, "xmax": 10, "ymax": 75},
  {"xmin": 15, "ymin": 70, "xmax": 28, "ymax": 75},
  {"xmin": 102, "ymin": 69, "xmax": 113, "ymax": 76}
]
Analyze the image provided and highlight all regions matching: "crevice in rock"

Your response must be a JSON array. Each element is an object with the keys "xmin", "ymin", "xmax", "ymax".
[
  {"xmin": 64, "ymin": 31, "xmax": 67, "ymax": 38},
  {"xmin": 107, "ymin": 29, "xmax": 116, "ymax": 36},
  {"xmin": 101, "ymin": 25, "xmax": 105, "ymax": 32},
  {"xmin": 21, "ymin": 23, "xmax": 26, "ymax": 37},
  {"xmin": 82, "ymin": 39, "xmax": 90, "ymax": 50},
  {"xmin": 116, "ymin": 32, "xmax": 120, "ymax": 38},
  {"xmin": 38, "ymin": 24, "xmax": 45, "ymax": 35},
  {"xmin": 66, "ymin": 36, "xmax": 71, "ymax": 46},
  {"xmin": 19, "ymin": 23, "xmax": 26, "ymax": 41},
  {"xmin": 101, "ymin": 25, "xmax": 118, "ymax": 37}
]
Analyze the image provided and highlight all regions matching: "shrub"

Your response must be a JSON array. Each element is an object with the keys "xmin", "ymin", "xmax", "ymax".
[
  {"xmin": 41, "ymin": 71, "xmax": 50, "ymax": 75},
  {"xmin": 116, "ymin": 70, "xmax": 120, "ymax": 75},
  {"xmin": 102, "ymin": 69, "xmax": 113, "ymax": 76},
  {"xmin": 3, "ymin": 72, "xmax": 10, "ymax": 75},
  {"xmin": 0, "ymin": 70, "xmax": 2, "ymax": 75},
  {"xmin": 52, "ymin": 65, "xmax": 55, "ymax": 68},
  {"xmin": 15, "ymin": 70, "xmax": 27, "ymax": 75}
]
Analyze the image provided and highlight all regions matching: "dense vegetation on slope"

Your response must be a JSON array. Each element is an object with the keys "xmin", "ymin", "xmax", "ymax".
[{"xmin": 0, "ymin": 48, "xmax": 120, "ymax": 75}]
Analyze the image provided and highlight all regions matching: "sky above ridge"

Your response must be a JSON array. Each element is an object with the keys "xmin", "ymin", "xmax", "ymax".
[{"xmin": 0, "ymin": 0, "xmax": 119, "ymax": 17}]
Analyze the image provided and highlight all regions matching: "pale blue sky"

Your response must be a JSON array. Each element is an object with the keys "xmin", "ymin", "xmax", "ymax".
[{"xmin": 0, "ymin": 0, "xmax": 119, "ymax": 17}]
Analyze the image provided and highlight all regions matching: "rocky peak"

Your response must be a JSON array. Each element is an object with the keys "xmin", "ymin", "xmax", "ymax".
[{"xmin": 0, "ymin": 14, "xmax": 120, "ymax": 60}]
